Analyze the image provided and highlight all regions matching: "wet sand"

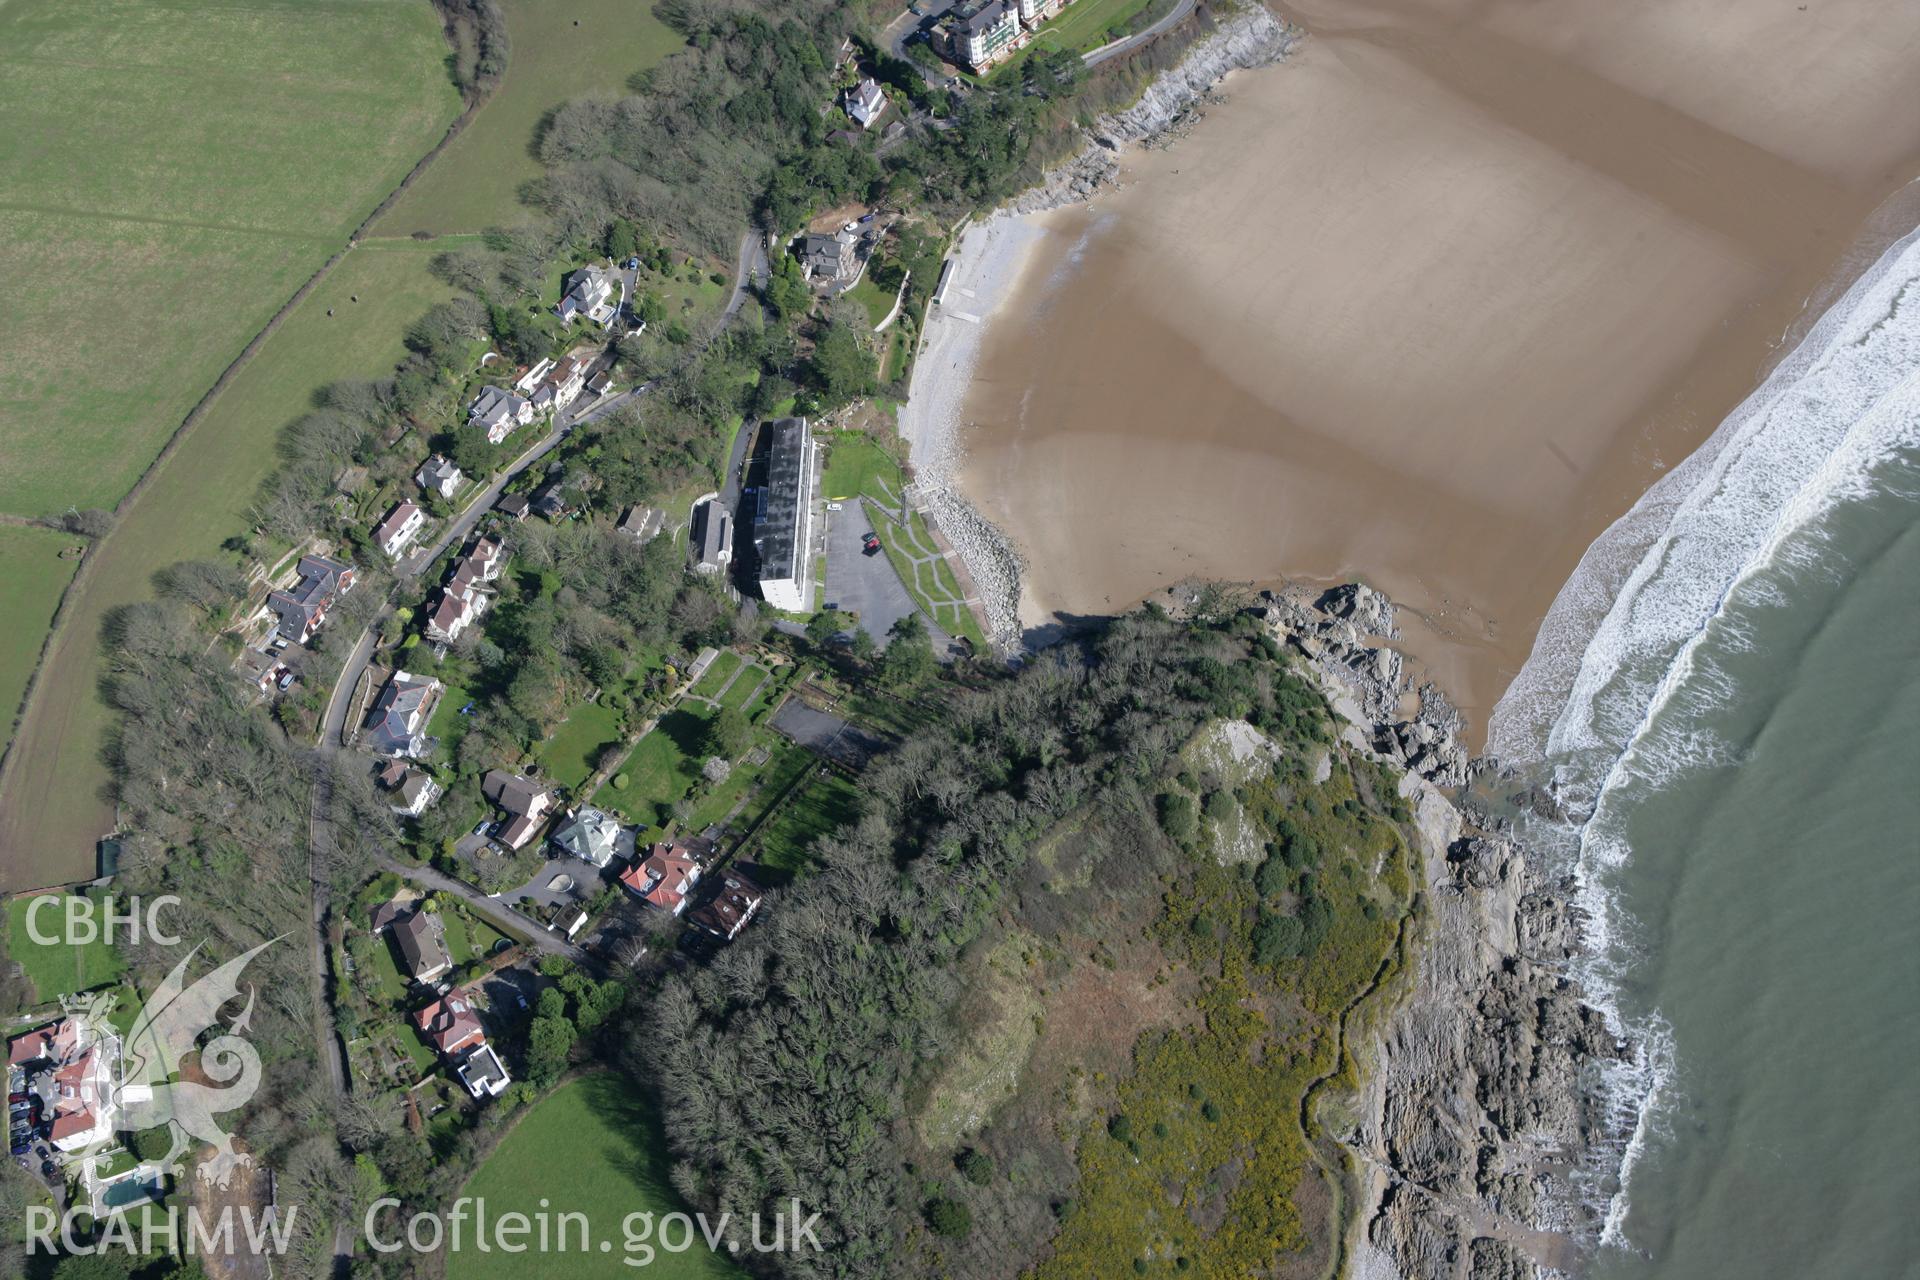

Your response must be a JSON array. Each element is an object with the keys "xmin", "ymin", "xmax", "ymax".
[{"xmin": 950, "ymin": 0, "xmax": 1920, "ymax": 734}]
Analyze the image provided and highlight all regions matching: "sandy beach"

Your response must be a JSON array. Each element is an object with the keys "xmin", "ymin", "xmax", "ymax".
[{"xmin": 910, "ymin": 0, "xmax": 1920, "ymax": 735}]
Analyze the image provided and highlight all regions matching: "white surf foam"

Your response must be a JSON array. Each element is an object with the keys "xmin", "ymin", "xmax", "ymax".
[{"xmin": 1487, "ymin": 223, "xmax": 1920, "ymax": 1248}]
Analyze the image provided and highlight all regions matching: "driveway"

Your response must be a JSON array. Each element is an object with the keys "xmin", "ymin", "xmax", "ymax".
[{"xmin": 377, "ymin": 855, "xmax": 593, "ymax": 968}]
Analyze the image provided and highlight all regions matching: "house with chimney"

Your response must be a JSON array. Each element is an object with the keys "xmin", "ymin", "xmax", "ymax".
[
  {"xmin": 415, "ymin": 455, "xmax": 463, "ymax": 499},
  {"xmin": 619, "ymin": 840, "xmax": 703, "ymax": 915},
  {"xmin": 482, "ymin": 769, "xmax": 557, "ymax": 850},
  {"xmin": 266, "ymin": 553, "xmax": 355, "ymax": 645},
  {"xmin": 688, "ymin": 869, "xmax": 768, "ymax": 941},
  {"xmin": 936, "ymin": 0, "xmax": 1024, "ymax": 70},
  {"xmin": 468, "ymin": 386, "xmax": 536, "ymax": 445},
  {"xmin": 390, "ymin": 909, "xmax": 451, "ymax": 984},
  {"xmin": 550, "ymin": 807, "xmax": 628, "ymax": 870},
  {"xmin": 373, "ymin": 500, "xmax": 426, "ymax": 559},
  {"xmin": 364, "ymin": 670, "xmax": 443, "ymax": 758},
  {"xmin": 377, "ymin": 760, "xmax": 442, "ymax": 817},
  {"xmin": 554, "ymin": 264, "xmax": 620, "ymax": 327},
  {"xmin": 11, "ymin": 1017, "xmax": 122, "ymax": 1157},
  {"xmin": 845, "ymin": 77, "xmax": 887, "ymax": 129}
]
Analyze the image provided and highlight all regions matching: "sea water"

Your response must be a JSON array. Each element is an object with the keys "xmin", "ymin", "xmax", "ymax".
[{"xmin": 1490, "ymin": 226, "xmax": 1920, "ymax": 1275}]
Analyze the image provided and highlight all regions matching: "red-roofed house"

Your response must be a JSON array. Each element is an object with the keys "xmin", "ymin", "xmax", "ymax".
[
  {"xmin": 619, "ymin": 842, "xmax": 702, "ymax": 915},
  {"xmin": 414, "ymin": 995, "xmax": 486, "ymax": 1057},
  {"xmin": 688, "ymin": 869, "xmax": 768, "ymax": 941}
]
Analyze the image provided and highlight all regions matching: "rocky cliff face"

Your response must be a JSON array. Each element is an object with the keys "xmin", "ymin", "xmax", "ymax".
[
  {"xmin": 1003, "ymin": 5, "xmax": 1301, "ymax": 216},
  {"xmin": 1249, "ymin": 586, "xmax": 1625, "ymax": 1280}
]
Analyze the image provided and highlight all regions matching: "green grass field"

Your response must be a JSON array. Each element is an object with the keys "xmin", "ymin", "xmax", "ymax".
[
  {"xmin": 844, "ymin": 275, "xmax": 898, "ymax": 330},
  {"xmin": 820, "ymin": 432, "xmax": 903, "ymax": 508},
  {"xmin": 5, "ymin": 893, "xmax": 127, "ymax": 1003},
  {"xmin": 0, "ymin": 526, "xmax": 81, "ymax": 757},
  {"xmin": 0, "ymin": 0, "xmax": 462, "ymax": 516},
  {"xmin": 536, "ymin": 698, "xmax": 625, "ymax": 791},
  {"xmin": 716, "ymin": 664, "xmax": 767, "ymax": 713},
  {"xmin": 689, "ymin": 651, "xmax": 744, "ymax": 700},
  {"xmin": 0, "ymin": 242, "xmax": 458, "ymax": 892},
  {"xmin": 596, "ymin": 707, "xmax": 716, "ymax": 831},
  {"xmin": 377, "ymin": 0, "xmax": 683, "ymax": 235},
  {"xmin": 682, "ymin": 732, "xmax": 810, "ymax": 833},
  {"xmin": 457, "ymin": 1072, "xmax": 745, "ymax": 1279},
  {"xmin": 743, "ymin": 768, "xmax": 861, "ymax": 880}
]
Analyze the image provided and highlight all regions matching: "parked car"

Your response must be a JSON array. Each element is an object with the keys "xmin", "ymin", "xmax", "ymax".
[
  {"xmin": 826, "ymin": 501, "xmax": 844, "ymax": 511},
  {"xmin": 862, "ymin": 534, "xmax": 881, "ymax": 555}
]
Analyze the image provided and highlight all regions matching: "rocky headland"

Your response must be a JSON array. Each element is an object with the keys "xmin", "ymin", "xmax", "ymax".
[{"xmin": 1252, "ymin": 583, "xmax": 1627, "ymax": 1280}]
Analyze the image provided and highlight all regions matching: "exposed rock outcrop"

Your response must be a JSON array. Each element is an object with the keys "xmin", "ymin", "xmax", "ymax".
[{"xmin": 1248, "ymin": 584, "xmax": 1624, "ymax": 1280}]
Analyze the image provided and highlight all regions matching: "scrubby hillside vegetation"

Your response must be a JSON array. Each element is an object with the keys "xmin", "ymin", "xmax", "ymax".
[{"xmin": 634, "ymin": 606, "xmax": 1418, "ymax": 1277}]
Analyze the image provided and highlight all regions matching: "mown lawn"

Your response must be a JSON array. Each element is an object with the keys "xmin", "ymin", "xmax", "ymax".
[
  {"xmin": 845, "ymin": 274, "xmax": 898, "ymax": 330},
  {"xmin": 5, "ymin": 893, "xmax": 127, "ymax": 1003},
  {"xmin": 376, "ymin": 0, "xmax": 684, "ymax": 235},
  {"xmin": 456, "ymin": 1072, "xmax": 745, "ymax": 1278},
  {"xmin": 0, "ymin": 526, "xmax": 80, "ymax": 757},
  {"xmin": 596, "ymin": 707, "xmax": 716, "ymax": 831},
  {"xmin": 743, "ymin": 767, "xmax": 862, "ymax": 881},
  {"xmin": 689, "ymin": 650, "xmax": 744, "ymax": 700},
  {"xmin": 535, "ymin": 698, "xmax": 624, "ymax": 791},
  {"xmin": 820, "ymin": 432, "xmax": 903, "ymax": 507},
  {"xmin": 0, "ymin": 0, "xmax": 461, "ymax": 515},
  {"xmin": 716, "ymin": 663, "xmax": 767, "ymax": 712},
  {"xmin": 0, "ymin": 241, "xmax": 458, "ymax": 891},
  {"xmin": 682, "ymin": 734, "xmax": 812, "ymax": 834}
]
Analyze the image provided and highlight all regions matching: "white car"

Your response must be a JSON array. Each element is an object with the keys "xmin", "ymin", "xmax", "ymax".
[{"xmin": 826, "ymin": 501, "xmax": 844, "ymax": 511}]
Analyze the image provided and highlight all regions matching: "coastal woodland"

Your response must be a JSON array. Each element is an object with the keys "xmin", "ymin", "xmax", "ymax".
[{"xmin": 0, "ymin": 1, "xmax": 1422, "ymax": 1277}]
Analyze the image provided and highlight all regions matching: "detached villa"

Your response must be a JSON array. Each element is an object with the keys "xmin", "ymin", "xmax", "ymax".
[
  {"xmin": 373, "ymin": 500, "xmax": 426, "ymax": 559},
  {"xmin": 391, "ymin": 910, "xmax": 451, "ymax": 984},
  {"xmin": 845, "ymin": 77, "xmax": 886, "ymax": 129},
  {"xmin": 468, "ymin": 386, "xmax": 536, "ymax": 445},
  {"xmin": 551, "ymin": 806, "xmax": 627, "ymax": 870},
  {"xmin": 266, "ymin": 553, "xmax": 355, "ymax": 645},
  {"xmin": 555, "ymin": 264, "xmax": 620, "ymax": 327},
  {"xmin": 413, "ymin": 986, "xmax": 515, "ymax": 1100},
  {"xmin": 364, "ymin": 670, "xmax": 443, "ymax": 758},
  {"xmin": 10, "ymin": 1017, "xmax": 121, "ymax": 1156},
  {"xmin": 688, "ymin": 869, "xmax": 768, "ymax": 941},
  {"xmin": 755, "ymin": 417, "xmax": 817, "ymax": 612},
  {"xmin": 619, "ymin": 840, "xmax": 703, "ymax": 915},
  {"xmin": 416, "ymin": 455, "xmax": 463, "ymax": 499},
  {"xmin": 482, "ymin": 769, "xmax": 557, "ymax": 850}
]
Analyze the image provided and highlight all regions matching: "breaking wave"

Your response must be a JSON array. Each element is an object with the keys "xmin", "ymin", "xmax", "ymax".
[{"xmin": 1487, "ymin": 222, "xmax": 1920, "ymax": 1248}]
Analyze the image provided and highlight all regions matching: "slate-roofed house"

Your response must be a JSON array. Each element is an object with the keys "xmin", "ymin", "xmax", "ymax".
[
  {"xmin": 551, "ymin": 806, "xmax": 626, "ymax": 869},
  {"xmin": 801, "ymin": 228, "xmax": 862, "ymax": 286},
  {"xmin": 391, "ymin": 910, "xmax": 450, "ymax": 983},
  {"xmin": 688, "ymin": 869, "xmax": 768, "ymax": 940},
  {"xmin": 692, "ymin": 499, "xmax": 732, "ymax": 575},
  {"xmin": 468, "ymin": 386, "xmax": 535, "ymax": 445},
  {"xmin": 755, "ymin": 418, "xmax": 816, "ymax": 612},
  {"xmin": 846, "ymin": 78, "xmax": 886, "ymax": 129},
  {"xmin": 416, "ymin": 455, "xmax": 463, "ymax": 499},
  {"xmin": 495, "ymin": 492, "xmax": 531, "ymax": 521},
  {"xmin": 482, "ymin": 769, "xmax": 556, "ymax": 849},
  {"xmin": 618, "ymin": 505, "xmax": 663, "ymax": 543},
  {"xmin": 267, "ymin": 553, "xmax": 355, "ymax": 644},
  {"xmin": 545, "ymin": 351, "xmax": 595, "ymax": 412},
  {"xmin": 365, "ymin": 670, "xmax": 443, "ymax": 758},
  {"xmin": 373, "ymin": 500, "xmax": 426, "ymax": 559},
  {"xmin": 555, "ymin": 265, "xmax": 619, "ymax": 327},
  {"xmin": 381, "ymin": 765, "xmax": 442, "ymax": 817}
]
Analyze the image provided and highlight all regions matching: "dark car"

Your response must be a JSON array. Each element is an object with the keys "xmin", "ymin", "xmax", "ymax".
[{"xmin": 862, "ymin": 534, "xmax": 881, "ymax": 555}]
